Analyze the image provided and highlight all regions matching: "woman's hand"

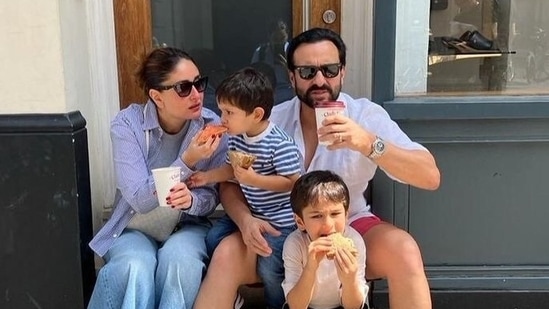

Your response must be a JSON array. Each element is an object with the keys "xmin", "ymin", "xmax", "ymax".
[
  {"xmin": 166, "ymin": 182, "xmax": 193, "ymax": 210},
  {"xmin": 181, "ymin": 132, "xmax": 223, "ymax": 167}
]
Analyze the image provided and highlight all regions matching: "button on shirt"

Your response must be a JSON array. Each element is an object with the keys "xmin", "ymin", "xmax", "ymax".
[{"xmin": 270, "ymin": 93, "xmax": 425, "ymax": 223}]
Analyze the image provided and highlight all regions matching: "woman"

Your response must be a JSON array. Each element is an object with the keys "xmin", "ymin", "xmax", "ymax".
[{"xmin": 88, "ymin": 47, "xmax": 228, "ymax": 309}]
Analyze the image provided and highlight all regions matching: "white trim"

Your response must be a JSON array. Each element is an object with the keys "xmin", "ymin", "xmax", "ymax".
[
  {"xmin": 342, "ymin": 0, "xmax": 373, "ymax": 99},
  {"xmin": 394, "ymin": 0, "xmax": 430, "ymax": 94},
  {"xmin": 85, "ymin": 1, "xmax": 119, "ymax": 232}
]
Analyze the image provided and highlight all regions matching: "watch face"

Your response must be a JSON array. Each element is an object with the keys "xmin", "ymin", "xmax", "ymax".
[{"xmin": 375, "ymin": 140, "xmax": 385, "ymax": 153}]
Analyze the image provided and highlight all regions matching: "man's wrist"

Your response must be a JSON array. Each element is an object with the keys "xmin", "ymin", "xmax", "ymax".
[{"xmin": 367, "ymin": 136, "xmax": 386, "ymax": 160}]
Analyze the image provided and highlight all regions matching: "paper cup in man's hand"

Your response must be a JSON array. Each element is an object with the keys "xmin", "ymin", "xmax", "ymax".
[{"xmin": 314, "ymin": 101, "xmax": 346, "ymax": 145}]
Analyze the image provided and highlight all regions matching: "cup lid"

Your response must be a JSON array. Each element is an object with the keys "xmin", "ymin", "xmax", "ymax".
[{"xmin": 314, "ymin": 101, "xmax": 345, "ymax": 108}]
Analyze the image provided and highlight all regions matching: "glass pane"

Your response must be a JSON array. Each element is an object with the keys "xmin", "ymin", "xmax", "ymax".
[
  {"xmin": 151, "ymin": 0, "xmax": 293, "ymax": 114},
  {"xmin": 395, "ymin": 0, "xmax": 549, "ymax": 96}
]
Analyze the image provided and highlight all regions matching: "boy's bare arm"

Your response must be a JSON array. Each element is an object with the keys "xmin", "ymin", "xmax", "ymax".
[
  {"xmin": 188, "ymin": 164, "xmax": 234, "ymax": 187},
  {"xmin": 337, "ymin": 249, "xmax": 366, "ymax": 309},
  {"xmin": 235, "ymin": 170, "xmax": 300, "ymax": 192},
  {"xmin": 206, "ymin": 164, "xmax": 234, "ymax": 183},
  {"xmin": 286, "ymin": 237, "xmax": 332, "ymax": 309},
  {"xmin": 286, "ymin": 264, "xmax": 316, "ymax": 309},
  {"xmin": 340, "ymin": 280, "xmax": 366, "ymax": 309}
]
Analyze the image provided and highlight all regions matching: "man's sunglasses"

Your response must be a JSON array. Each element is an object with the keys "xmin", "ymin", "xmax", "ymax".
[
  {"xmin": 294, "ymin": 63, "xmax": 342, "ymax": 80},
  {"xmin": 158, "ymin": 76, "xmax": 208, "ymax": 97}
]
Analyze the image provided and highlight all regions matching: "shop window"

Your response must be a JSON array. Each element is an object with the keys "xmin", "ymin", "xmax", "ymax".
[
  {"xmin": 395, "ymin": 0, "xmax": 549, "ymax": 96},
  {"xmin": 150, "ymin": 0, "xmax": 293, "ymax": 114}
]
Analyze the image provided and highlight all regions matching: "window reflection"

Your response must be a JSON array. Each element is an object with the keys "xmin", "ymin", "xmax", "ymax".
[
  {"xmin": 151, "ymin": 0, "xmax": 293, "ymax": 114},
  {"xmin": 397, "ymin": 0, "xmax": 549, "ymax": 96},
  {"xmin": 250, "ymin": 20, "xmax": 295, "ymax": 104}
]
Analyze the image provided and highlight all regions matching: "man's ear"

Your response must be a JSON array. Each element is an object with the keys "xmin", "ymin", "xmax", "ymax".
[
  {"xmin": 294, "ymin": 214, "xmax": 306, "ymax": 231},
  {"xmin": 149, "ymin": 89, "xmax": 164, "ymax": 108},
  {"xmin": 289, "ymin": 71, "xmax": 296, "ymax": 86},
  {"xmin": 252, "ymin": 107, "xmax": 265, "ymax": 121}
]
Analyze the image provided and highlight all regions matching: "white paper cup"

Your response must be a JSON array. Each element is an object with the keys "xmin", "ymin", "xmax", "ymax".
[
  {"xmin": 314, "ymin": 101, "xmax": 346, "ymax": 145},
  {"xmin": 152, "ymin": 166, "xmax": 181, "ymax": 207}
]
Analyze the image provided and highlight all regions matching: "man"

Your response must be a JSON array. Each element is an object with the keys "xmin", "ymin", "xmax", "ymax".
[{"xmin": 194, "ymin": 28, "xmax": 440, "ymax": 309}]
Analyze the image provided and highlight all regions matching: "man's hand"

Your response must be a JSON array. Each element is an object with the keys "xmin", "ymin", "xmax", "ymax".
[
  {"xmin": 318, "ymin": 114, "xmax": 375, "ymax": 154},
  {"xmin": 240, "ymin": 215, "xmax": 281, "ymax": 257},
  {"xmin": 319, "ymin": 112, "xmax": 441, "ymax": 190}
]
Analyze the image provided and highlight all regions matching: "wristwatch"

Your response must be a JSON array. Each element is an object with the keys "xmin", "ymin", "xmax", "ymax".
[{"xmin": 367, "ymin": 136, "xmax": 385, "ymax": 160}]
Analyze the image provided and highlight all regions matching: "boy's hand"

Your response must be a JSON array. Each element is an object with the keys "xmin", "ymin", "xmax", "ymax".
[
  {"xmin": 187, "ymin": 171, "xmax": 209, "ymax": 188},
  {"xmin": 305, "ymin": 237, "xmax": 333, "ymax": 271},
  {"xmin": 334, "ymin": 247, "xmax": 359, "ymax": 286},
  {"xmin": 232, "ymin": 165, "xmax": 257, "ymax": 186}
]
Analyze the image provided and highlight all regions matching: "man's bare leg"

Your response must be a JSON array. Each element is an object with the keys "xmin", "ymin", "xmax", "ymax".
[
  {"xmin": 194, "ymin": 232, "xmax": 260, "ymax": 309},
  {"xmin": 363, "ymin": 223, "xmax": 431, "ymax": 309}
]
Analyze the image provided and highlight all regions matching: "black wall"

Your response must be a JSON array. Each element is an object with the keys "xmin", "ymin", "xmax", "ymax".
[{"xmin": 0, "ymin": 112, "xmax": 95, "ymax": 309}]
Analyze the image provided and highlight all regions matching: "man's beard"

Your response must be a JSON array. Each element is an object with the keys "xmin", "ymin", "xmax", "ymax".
[{"xmin": 295, "ymin": 83, "xmax": 341, "ymax": 109}]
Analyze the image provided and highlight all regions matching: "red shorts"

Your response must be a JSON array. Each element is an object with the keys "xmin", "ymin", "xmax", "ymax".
[{"xmin": 350, "ymin": 215, "xmax": 383, "ymax": 235}]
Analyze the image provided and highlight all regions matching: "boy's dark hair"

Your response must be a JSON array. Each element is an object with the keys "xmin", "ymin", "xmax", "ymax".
[
  {"xmin": 286, "ymin": 27, "xmax": 347, "ymax": 71},
  {"xmin": 290, "ymin": 170, "xmax": 350, "ymax": 217},
  {"xmin": 215, "ymin": 67, "xmax": 274, "ymax": 120}
]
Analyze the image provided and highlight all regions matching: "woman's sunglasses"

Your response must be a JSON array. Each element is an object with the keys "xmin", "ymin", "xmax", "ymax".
[
  {"xmin": 294, "ymin": 63, "xmax": 342, "ymax": 80},
  {"xmin": 158, "ymin": 76, "xmax": 208, "ymax": 97}
]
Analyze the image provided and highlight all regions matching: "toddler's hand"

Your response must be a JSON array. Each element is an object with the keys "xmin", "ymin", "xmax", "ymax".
[
  {"xmin": 232, "ymin": 165, "xmax": 256, "ymax": 186},
  {"xmin": 187, "ymin": 172, "xmax": 209, "ymax": 188}
]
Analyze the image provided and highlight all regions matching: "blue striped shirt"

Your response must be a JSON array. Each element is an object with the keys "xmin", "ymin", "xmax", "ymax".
[
  {"xmin": 89, "ymin": 101, "xmax": 228, "ymax": 257},
  {"xmin": 228, "ymin": 122, "xmax": 302, "ymax": 228}
]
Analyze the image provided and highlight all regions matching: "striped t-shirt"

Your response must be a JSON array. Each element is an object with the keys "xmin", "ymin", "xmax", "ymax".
[{"xmin": 227, "ymin": 122, "xmax": 302, "ymax": 228}]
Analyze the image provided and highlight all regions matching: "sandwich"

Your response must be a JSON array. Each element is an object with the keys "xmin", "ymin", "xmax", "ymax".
[
  {"xmin": 228, "ymin": 150, "xmax": 256, "ymax": 169},
  {"xmin": 326, "ymin": 232, "xmax": 358, "ymax": 259}
]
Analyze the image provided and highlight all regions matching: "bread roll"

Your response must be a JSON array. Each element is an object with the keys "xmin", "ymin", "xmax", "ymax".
[
  {"xmin": 228, "ymin": 150, "xmax": 256, "ymax": 169},
  {"xmin": 326, "ymin": 232, "xmax": 358, "ymax": 259}
]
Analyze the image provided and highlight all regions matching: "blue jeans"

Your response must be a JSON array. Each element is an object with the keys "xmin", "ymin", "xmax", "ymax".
[
  {"xmin": 88, "ymin": 222, "xmax": 210, "ymax": 309},
  {"xmin": 206, "ymin": 215, "xmax": 296, "ymax": 309}
]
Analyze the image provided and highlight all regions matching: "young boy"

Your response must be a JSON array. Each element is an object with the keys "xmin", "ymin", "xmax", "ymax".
[
  {"xmin": 282, "ymin": 170, "xmax": 368, "ymax": 309},
  {"xmin": 188, "ymin": 67, "xmax": 302, "ymax": 309}
]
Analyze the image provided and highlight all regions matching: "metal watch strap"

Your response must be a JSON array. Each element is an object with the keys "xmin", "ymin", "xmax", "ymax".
[{"xmin": 367, "ymin": 136, "xmax": 384, "ymax": 159}]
